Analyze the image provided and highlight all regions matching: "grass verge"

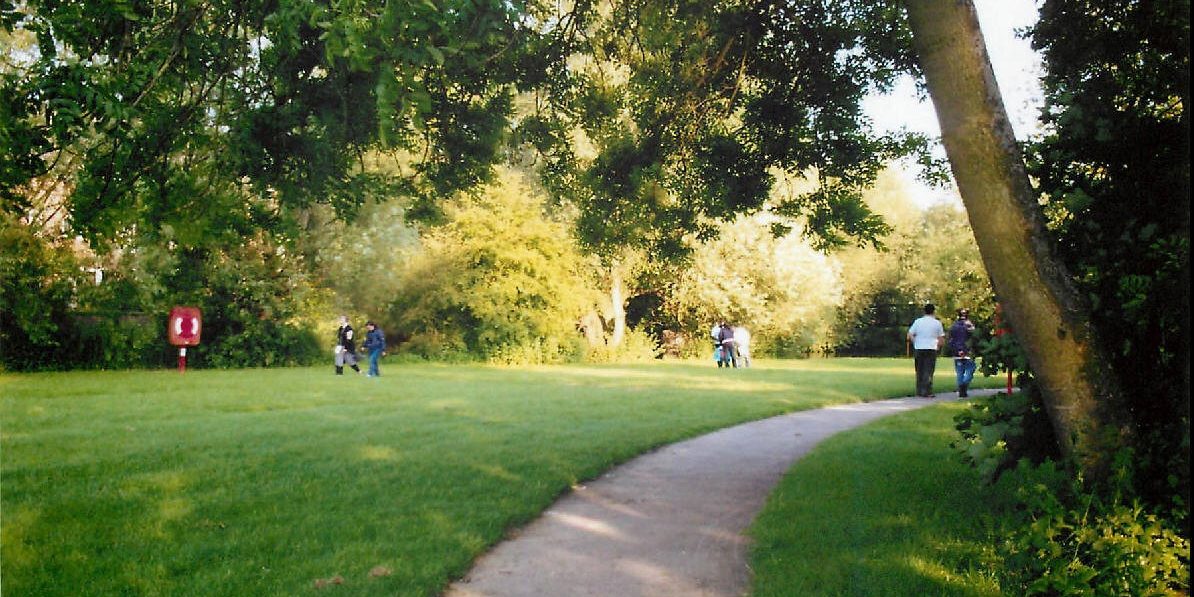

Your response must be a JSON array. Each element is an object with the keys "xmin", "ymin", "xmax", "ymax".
[
  {"xmin": 748, "ymin": 401, "xmax": 1015, "ymax": 596},
  {"xmin": 2, "ymin": 358, "xmax": 1000, "ymax": 595}
]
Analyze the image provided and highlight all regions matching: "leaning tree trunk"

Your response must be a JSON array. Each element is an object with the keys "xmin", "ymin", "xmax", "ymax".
[{"xmin": 904, "ymin": 0, "xmax": 1127, "ymax": 478}]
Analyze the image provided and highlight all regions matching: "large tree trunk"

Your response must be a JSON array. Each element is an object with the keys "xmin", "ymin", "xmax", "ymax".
[
  {"xmin": 904, "ymin": 0, "xmax": 1127, "ymax": 477},
  {"xmin": 608, "ymin": 264, "xmax": 627, "ymax": 348}
]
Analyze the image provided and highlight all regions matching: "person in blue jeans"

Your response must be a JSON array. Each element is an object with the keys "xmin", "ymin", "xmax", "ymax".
[
  {"xmin": 362, "ymin": 321, "xmax": 386, "ymax": 377},
  {"xmin": 948, "ymin": 308, "xmax": 977, "ymax": 397}
]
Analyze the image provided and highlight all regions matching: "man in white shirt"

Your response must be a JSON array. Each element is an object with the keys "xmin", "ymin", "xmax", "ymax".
[{"xmin": 907, "ymin": 303, "xmax": 945, "ymax": 397}]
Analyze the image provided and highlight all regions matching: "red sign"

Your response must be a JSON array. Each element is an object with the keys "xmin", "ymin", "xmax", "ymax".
[{"xmin": 168, "ymin": 307, "xmax": 202, "ymax": 346}]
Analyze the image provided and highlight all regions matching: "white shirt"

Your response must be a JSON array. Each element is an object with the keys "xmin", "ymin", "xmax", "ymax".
[
  {"xmin": 908, "ymin": 315, "xmax": 944, "ymax": 350},
  {"xmin": 732, "ymin": 326, "xmax": 750, "ymax": 348}
]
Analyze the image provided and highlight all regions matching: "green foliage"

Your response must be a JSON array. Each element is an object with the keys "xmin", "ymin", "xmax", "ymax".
[
  {"xmin": 1027, "ymin": 0, "xmax": 1190, "ymax": 512},
  {"xmin": 188, "ymin": 233, "xmax": 326, "ymax": 368},
  {"xmin": 1, "ymin": 0, "xmax": 543, "ymax": 240},
  {"xmin": 578, "ymin": 328, "xmax": 661, "ymax": 364},
  {"xmin": 975, "ymin": 331, "xmax": 1031, "ymax": 379},
  {"xmin": 390, "ymin": 170, "xmax": 598, "ymax": 362},
  {"xmin": 530, "ymin": 1, "xmax": 937, "ymax": 257},
  {"xmin": 833, "ymin": 171, "xmax": 995, "ymax": 356},
  {"xmin": 299, "ymin": 193, "xmax": 421, "ymax": 336},
  {"xmin": 1, "ymin": 208, "xmax": 328, "ymax": 370},
  {"xmin": 665, "ymin": 207, "xmax": 844, "ymax": 358},
  {"xmin": 999, "ymin": 461, "xmax": 1190, "ymax": 596},
  {"xmin": 0, "ymin": 215, "xmax": 79, "ymax": 369},
  {"xmin": 70, "ymin": 314, "xmax": 163, "ymax": 369},
  {"xmin": 953, "ymin": 384, "xmax": 1059, "ymax": 483}
]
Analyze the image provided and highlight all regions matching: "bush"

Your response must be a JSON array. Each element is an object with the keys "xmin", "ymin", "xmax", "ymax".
[
  {"xmin": 390, "ymin": 170, "xmax": 598, "ymax": 362},
  {"xmin": 0, "ymin": 215, "xmax": 80, "ymax": 370},
  {"xmin": 199, "ymin": 320, "xmax": 322, "ymax": 368},
  {"xmin": 953, "ymin": 382, "xmax": 1059, "ymax": 483},
  {"xmin": 72, "ymin": 315, "xmax": 165, "ymax": 369},
  {"xmin": 580, "ymin": 328, "xmax": 661, "ymax": 364},
  {"xmin": 999, "ymin": 461, "xmax": 1190, "ymax": 596}
]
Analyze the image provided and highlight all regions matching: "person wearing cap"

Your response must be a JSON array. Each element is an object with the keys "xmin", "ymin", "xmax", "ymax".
[
  {"xmin": 907, "ymin": 303, "xmax": 945, "ymax": 397},
  {"xmin": 362, "ymin": 321, "xmax": 387, "ymax": 377},
  {"xmin": 948, "ymin": 308, "xmax": 978, "ymax": 397}
]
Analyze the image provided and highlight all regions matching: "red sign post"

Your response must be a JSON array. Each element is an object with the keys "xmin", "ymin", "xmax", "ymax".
[
  {"xmin": 993, "ymin": 303, "xmax": 1013, "ymax": 395},
  {"xmin": 168, "ymin": 306, "xmax": 202, "ymax": 373}
]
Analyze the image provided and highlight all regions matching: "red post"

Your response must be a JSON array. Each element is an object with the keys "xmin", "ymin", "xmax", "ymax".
[
  {"xmin": 168, "ymin": 307, "xmax": 201, "ymax": 373},
  {"xmin": 994, "ymin": 303, "xmax": 1014, "ymax": 394}
]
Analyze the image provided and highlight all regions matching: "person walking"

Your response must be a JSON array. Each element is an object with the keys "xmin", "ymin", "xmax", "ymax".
[
  {"xmin": 334, "ymin": 315, "xmax": 362, "ymax": 375},
  {"xmin": 907, "ymin": 303, "xmax": 944, "ymax": 397},
  {"xmin": 718, "ymin": 322, "xmax": 738, "ymax": 368},
  {"xmin": 363, "ymin": 321, "xmax": 386, "ymax": 377},
  {"xmin": 711, "ymin": 322, "xmax": 726, "ymax": 367},
  {"xmin": 732, "ymin": 324, "xmax": 751, "ymax": 367},
  {"xmin": 948, "ymin": 308, "xmax": 977, "ymax": 397}
]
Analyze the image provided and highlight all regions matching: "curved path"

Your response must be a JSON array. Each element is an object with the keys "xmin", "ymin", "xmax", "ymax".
[{"xmin": 446, "ymin": 390, "xmax": 999, "ymax": 597}]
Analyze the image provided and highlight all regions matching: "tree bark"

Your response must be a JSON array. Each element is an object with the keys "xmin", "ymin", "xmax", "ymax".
[
  {"xmin": 608, "ymin": 264, "xmax": 626, "ymax": 348},
  {"xmin": 904, "ymin": 0, "xmax": 1127, "ymax": 477}
]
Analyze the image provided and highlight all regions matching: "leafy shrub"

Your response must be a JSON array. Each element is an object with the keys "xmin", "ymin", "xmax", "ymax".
[
  {"xmin": 0, "ymin": 215, "xmax": 80, "ymax": 370},
  {"xmin": 390, "ymin": 170, "xmax": 598, "ymax": 362},
  {"xmin": 999, "ymin": 461, "xmax": 1190, "ymax": 596},
  {"xmin": 72, "ymin": 315, "xmax": 165, "ymax": 369},
  {"xmin": 200, "ymin": 320, "xmax": 322, "ymax": 368},
  {"xmin": 488, "ymin": 335, "xmax": 586, "ymax": 366},
  {"xmin": 580, "ymin": 328, "xmax": 661, "ymax": 364},
  {"xmin": 953, "ymin": 382, "xmax": 1059, "ymax": 483}
]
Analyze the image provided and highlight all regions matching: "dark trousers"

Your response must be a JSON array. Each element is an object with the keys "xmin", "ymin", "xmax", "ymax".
[
  {"xmin": 914, "ymin": 349, "xmax": 938, "ymax": 396},
  {"xmin": 721, "ymin": 341, "xmax": 738, "ymax": 368}
]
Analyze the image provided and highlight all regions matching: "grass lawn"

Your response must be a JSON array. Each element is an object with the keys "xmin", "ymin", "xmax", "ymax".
[
  {"xmin": 749, "ymin": 401, "xmax": 1016, "ymax": 597},
  {"xmin": 1, "ymin": 358, "xmax": 1001, "ymax": 596}
]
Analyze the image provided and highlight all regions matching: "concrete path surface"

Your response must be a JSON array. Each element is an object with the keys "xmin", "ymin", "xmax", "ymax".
[{"xmin": 445, "ymin": 390, "xmax": 1000, "ymax": 597}]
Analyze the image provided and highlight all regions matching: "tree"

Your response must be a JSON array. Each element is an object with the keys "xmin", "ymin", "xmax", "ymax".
[
  {"xmin": 1025, "ymin": 0, "xmax": 1189, "ymax": 503},
  {"xmin": 903, "ymin": 0, "xmax": 1134, "ymax": 479},
  {"xmin": 389, "ymin": 169, "xmax": 598, "ymax": 361},
  {"xmin": 1, "ymin": 0, "xmax": 554, "ymax": 368},
  {"xmin": 1, "ymin": 0, "xmax": 547, "ymax": 239},
  {"xmin": 535, "ymin": 0, "xmax": 1163, "ymax": 482},
  {"xmin": 833, "ymin": 170, "xmax": 994, "ymax": 356},
  {"xmin": 668, "ymin": 204, "xmax": 844, "ymax": 357}
]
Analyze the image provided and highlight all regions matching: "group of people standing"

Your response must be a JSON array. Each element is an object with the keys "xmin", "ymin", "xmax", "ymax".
[
  {"xmin": 710, "ymin": 322, "xmax": 752, "ymax": 368},
  {"xmin": 334, "ymin": 315, "xmax": 387, "ymax": 377},
  {"xmin": 906, "ymin": 303, "xmax": 976, "ymax": 398}
]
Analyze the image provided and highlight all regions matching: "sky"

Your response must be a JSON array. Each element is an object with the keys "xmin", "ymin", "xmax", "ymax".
[{"xmin": 861, "ymin": 0, "xmax": 1045, "ymax": 207}]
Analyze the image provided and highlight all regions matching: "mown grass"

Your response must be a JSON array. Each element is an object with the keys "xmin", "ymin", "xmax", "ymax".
[
  {"xmin": 749, "ymin": 401, "xmax": 1016, "ymax": 597},
  {"xmin": 1, "ymin": 358, "xmax": 1000, "ymax": 596}
]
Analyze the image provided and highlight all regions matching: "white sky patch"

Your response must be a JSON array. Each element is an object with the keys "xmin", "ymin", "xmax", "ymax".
[{"xmin": 862, "ymin": 0, "xmax": 1045, "ymax": 208}]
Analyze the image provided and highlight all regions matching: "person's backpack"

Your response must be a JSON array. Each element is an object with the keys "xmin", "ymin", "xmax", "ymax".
[{"xmin": 948, "ymin": 321, "xmax": 971, "ymax": 356}]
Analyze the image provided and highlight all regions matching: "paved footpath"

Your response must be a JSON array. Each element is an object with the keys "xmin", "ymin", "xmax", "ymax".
[{"xmin": 446, "ymin": 389, "xmax": 1001, "ymax": 597}]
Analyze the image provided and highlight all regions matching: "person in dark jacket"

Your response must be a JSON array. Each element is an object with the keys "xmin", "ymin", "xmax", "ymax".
[
  {"xmin": 335, "ymin": 315, "xmax": 361, "ymax": 375},
  {"xmin": 948, "ymin": 308, "xmax": 977, "ymax": 397},
  {"xmin": 363, "ymin": 321, "xmax": 386, "ymax": 377},
  {"xmin": 717, "ymin": 322, "xmax": 738, "ymax": 368}
]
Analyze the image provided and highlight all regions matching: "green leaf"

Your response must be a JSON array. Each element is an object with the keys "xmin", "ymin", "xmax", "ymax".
[{"xmin": 426, "ymin": 45, "xmax": 444, "ymax": 66}]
